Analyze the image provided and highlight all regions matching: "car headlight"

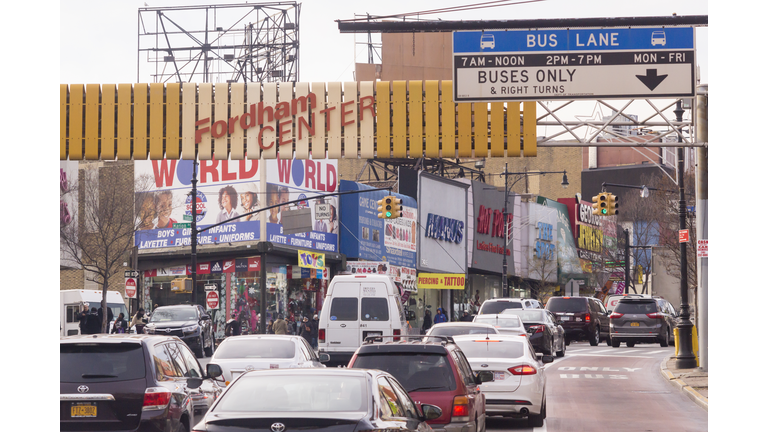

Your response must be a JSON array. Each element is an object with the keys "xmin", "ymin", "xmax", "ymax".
[
  {"xmin": 182, "ymin": 325, "xmax": 199, "ymax": 333},
  {"xmin": 145, "ymin": 327, "xmax": 155, "ymax": 334}
]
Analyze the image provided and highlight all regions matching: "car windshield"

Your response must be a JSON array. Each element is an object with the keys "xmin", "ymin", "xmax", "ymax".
[
  {"xmin": 454, "ymin": 339, "xmax": 525, "ymax": 359},
  {"xmin": 546, "ymin": 298, "xmax": 587, "ymax": 313},
  {"xmin": 214, "ymin": 374, "xmax": 368, "ymax": 412},
  {"xmin": 150, "ymin": 308, "xmax": 198, "ymax": 322},
  {"xmin": 473, "ymin": 315, "xmax": 522, "ymax": 328},
  {"xmin": 215, "ymin": 339, "xmax": 296, "ymax": 359},
  {"xmin": 501, "ymin": 309, "xmax": 546, "ymax": 322},
  {"xmin": 429, "ymin": 326, "xmax": 497, "ymax": 336},
  {"xmin": 480, "ymin": 302, "xmax": 522, "ymax": 314},
  {"xmin": 61, "ymin": 342, "xmax": 146, "ymax": 383},
  {"xmin": 352, "ymin": 353, "xmax": 456, "ymax": 392},
  {"xmin": 615, "ymin": 301, "xmax": 657, "ymax": 314}
]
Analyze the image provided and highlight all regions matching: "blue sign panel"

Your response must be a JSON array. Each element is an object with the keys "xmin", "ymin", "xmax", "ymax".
[
  {"xmin": 339, "ymin": 181, "xmax": 417, "ymax": 269},
  {"xmin": 453, "ymin": 27, "xmax": 696, "ymax": 102}
]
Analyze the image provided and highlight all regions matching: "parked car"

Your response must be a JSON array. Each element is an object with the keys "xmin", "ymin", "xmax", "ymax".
[
  {"xmin": 145, "ymin": 304, "xmax": 216, "ymax": 358},
  {"xmin": 348, "ymin": 336, "xmax": 492, "ymax": 432},
  {"xmin": 545, "ymin": 296, "xmax": 610, "ymax": 346},
  {"xmin": 471, "ymin": 314, "xmax": 528, "ymax": 337},
  {"xmin": 426, "ymin": 322, "xmax": 501, "ymax": 338},
  {"xmin": 318, "ymin": 274, "xmax": 408, "ymax": 366},
  {"xmin": 452, "ymin": 334, "xmax": 552, "ymax": 427},
  {"xmin": 193, "ymin": 367, "xmax": 443, "ymax": 432},
  {"xmin": 501, "ymin": 309, "xmax": 566, "ymax": 356},
  {"xmin": 478, "ymin": 298, "xmax": 536, "ymax": 315},
  {"xmin": 610, "ymin": 297, "xmax": 676, "ymax": 347},
  {"xmin": 207, "ymin": 335, "xmax": 330, "ymax": 386},
  {"xmin": 60, "ymin": 334, "xmax": 221, "ymax": 431},
  {"xmin": 603, "ymin": 293, "xmax": 650, "ymax": 314}
]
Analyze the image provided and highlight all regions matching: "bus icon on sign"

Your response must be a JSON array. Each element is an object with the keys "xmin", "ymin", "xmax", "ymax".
[
  {"xmin": 480, "ymin": 33, "xmax": 495, "ymax": 49},
  {"xmin": 651, "ymin": 31, "xmax": 666, "ymax": 46}
]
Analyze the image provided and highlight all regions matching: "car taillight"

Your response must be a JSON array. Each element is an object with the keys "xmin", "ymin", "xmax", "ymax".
[
  {"xmin": 451, "ymin": 395, "xmax": 469, "ymax": 421},
  {"xmin": 528, "ymin": 325, "xmax": 544, "ymax": 334},
  {"xmin": 509, "ymin": 365, "xmax": 537, "ymax": 375},
  {"xmin": 393, "ymin": 329, "xmax": 401, "ymax": 341},
  {"xmin": 319, "ymin": 328, "xmax": 325, "ymax": 343},
  {"xmin": 609, "ymin": 312, "xmax": 624, "ymax": 319},
  {"xmin": 585, "ymin": 313, "xmax": 591, "ymax": 322},
  {"xmin": 143, "ymin": 387, "xmax": 171, "ymax": 411},
  {"xmin": 646, "ymin": 312, "xmax": 662, "ymax": 319}
]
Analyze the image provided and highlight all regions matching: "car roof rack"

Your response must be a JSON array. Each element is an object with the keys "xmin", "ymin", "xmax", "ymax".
[{"xmin": 362, "ymin": 335, "xmax": 455, "ymax": 345}]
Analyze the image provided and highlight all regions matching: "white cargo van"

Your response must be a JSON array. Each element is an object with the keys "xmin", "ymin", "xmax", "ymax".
[
  {"xmin": 60, "ymin": 290, "xmax": 129, "ymax": 336},
  {"xmin": 318, "ymin": 274, "xmax": 407, "ymax": 366}
]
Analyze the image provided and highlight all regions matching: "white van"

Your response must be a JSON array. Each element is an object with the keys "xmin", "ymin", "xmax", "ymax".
[
  {"xmin": 318, "ymin": 274, "xmax": 407, "ymax": 366},
  {"xmin": 60, "ymin": 289, "xmax": 130, "ymax": 336}
]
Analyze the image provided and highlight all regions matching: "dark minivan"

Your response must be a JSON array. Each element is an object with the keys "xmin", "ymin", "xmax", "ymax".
[
  {"xmin": 60, "ymin": 334, "xmax": 221, "ymax": 431},
  {"xmin": 545, "ymin": 296, "xmax": 610, "ymax": 346}
]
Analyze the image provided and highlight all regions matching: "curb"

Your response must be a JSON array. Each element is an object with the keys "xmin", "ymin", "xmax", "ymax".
[{"xmin": 660, "ymin": 356, "xmax": 708, "ymax": 412}]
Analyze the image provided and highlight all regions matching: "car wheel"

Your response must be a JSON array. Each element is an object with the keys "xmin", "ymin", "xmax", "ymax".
[
  {"xmin": 556, "ymin": 337, "xmax": 565, "ymax": 357},
  {"xmin": 527, "ymin": 397, "xmax": 545, "ymax": 427},
  {"xmin": 204, "ymin": 331, "xmax": 215, "ymax": 357},
  {"xmin": 626, "ymin": 341, "xmax": 635, "ymax": 348},
  {"xmin": 605, "ymin": 333, "xmax": 612, "ymax": 346},
  {"xmin": 589, "ymin": 326, "xmax": 599, "ymax": 346},
  {"xmin": 660, "ymin": 328, "xmax": 669, "ymax": 348},
  {"xmin": 194, "ymin": 336, "xmax": 205, "ymax": 358},
  {"xmin": 611, "ymin": 339, "xmax": 621, "ymax": 348}
]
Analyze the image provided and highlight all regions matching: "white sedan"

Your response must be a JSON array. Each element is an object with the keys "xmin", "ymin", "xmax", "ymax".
[
  {"xmin": 452, "ymin": 334, "xmax": 552, "ymax": 428},
  {"xmin": 208, "ymin": 335, "xmax": 329, "ymax": 386},
  {"xmin": 472, "ymin": 314, "xmax": 528, "ymax": 337}
]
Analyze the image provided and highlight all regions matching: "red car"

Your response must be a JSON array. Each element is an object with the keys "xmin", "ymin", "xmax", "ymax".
[{"xmin": 349, "ymin": 336, "xmax": 492, "ymax": 432}]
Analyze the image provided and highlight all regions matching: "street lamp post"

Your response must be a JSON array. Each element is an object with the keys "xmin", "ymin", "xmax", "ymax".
[{"xmin": 673, "ymin": 100, "xmax": 698, "ymax": 369}]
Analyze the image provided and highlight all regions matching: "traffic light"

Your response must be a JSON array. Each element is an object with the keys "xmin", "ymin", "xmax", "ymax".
[
  {"xmin": 389, "ymin": 197, "xmax": 403, "ymax": 219},
  {"xmin": 592, "ymin": 193, "xmax": 608, "ymax": 216},
  {"xmin": 377, "ymin": 196, "xmax": 390, "ymax": 219},
  {"xmin": 605, "ymin": 193, "xmax": 619, "ymax": 216}
]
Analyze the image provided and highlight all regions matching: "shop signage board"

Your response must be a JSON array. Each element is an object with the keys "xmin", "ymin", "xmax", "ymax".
[
  {"xmin": 339, "ymin": 181, "xmax": 417, "ymax": 269},
  {"xmin": 453, "ymin": 27, "xmax": 695, "ymax": 102},
  {"xmin": 417, "ymin": 173, "xmax": 469, "ymax": 274},
  {"xmin": 134, "ymin": 157, "xmax": 338, "ymax": 252},
  {"xmin": 465, "ymin": 179, "xmax": 518, "ymax": 276},
  {"xmin": 298, "ymin": 250, "xmax": 325, "ymax": 270},
  {"xmin": 417, "ymin": 273, "xmax": 466, "ymax": 290},
  {"xmin": 345, "ymin": 261, "xmax": 417, "ymax": 292},
  {"xmin": 697, "ymin": 239, "xmax": 708, "ymax": 257}
]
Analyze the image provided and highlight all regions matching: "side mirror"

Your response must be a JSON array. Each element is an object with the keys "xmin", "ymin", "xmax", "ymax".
[
  {"xmin": 201, "ymin": 315, "xmax": 211, "ymax": 321},
  {"xmin": 474, "ymin": 370, "xmax": 494, "ymax": 384},
  {"xmin": 186, "ymin": 377, "xmax": 203, "ymax": 389},
  {"xmin": 206, "ymin": 363, "xmax": 223, "ymax": 379},
  {"xmin": 319, "ymin": 353, "xmax": 331, "ymax": 363},
  {"xmin": 421, "ymin": 404, "xmax": 442, "ymax": 421},
  {"xmin": 540, "ymin": 355, "xmax": 554, "ymax": 364}
]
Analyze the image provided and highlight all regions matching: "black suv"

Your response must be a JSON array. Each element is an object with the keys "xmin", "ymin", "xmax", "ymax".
[
  {"xmin": 348, "ymin": 336, "xmax": 492, "ymax": 432},
  {"xmin": 60, "ymin": 334, "xmax": 221, "ymax": 431},
  {"xmin": 145, "ymin": 304, "xmax": 215, "ymax": 358},
  {"xmin": 545, "ymin": 296, "xmax": 610, "ymax": 346}
]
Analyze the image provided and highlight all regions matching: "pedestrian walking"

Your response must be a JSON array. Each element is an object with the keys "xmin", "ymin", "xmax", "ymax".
[
  {"xmin": 111, "ymin": 313, "xmax": 128, "ymax": 334},
  {"xmin": 460, "ymin": 311, "xmax": 473, "ymax": 322},
  {"xmin": 272, "ymin": 314, "xmax": 289, "ymax": 335},
  {"xmin": 421, "ymin": 309, "xmax": 433, "ymax": 334},
  {"xmin": 85, "ymin": 307, "xmax": 101, "ymax": 334},
  {"xmin": 98, "ymin": 305, "xmax": 114, "ymax": 332},
  {"xmin": 78, "ymin": 303, "xmax": 90, "ymax": 335},
  {"xmin": 311, "ymin": 314, "xmax": 319, "ymax": 349},
  {"xmin": 434, "ymin": 307, "xmax": 448, "ymax": 324},
  {"xmin": 131, "ymin": 308, "xmax": 149, "ymax": 334},
  {"xmin": 299, "ymin": 317, "xmax": 313, "ymax": 344},
  {"xmin": 267, "ymin": 319, "xmax": 275, "ymax": 334},
  {"xmin": 225, "ymin": 312, "xmax": 242, "ymax": 337}
]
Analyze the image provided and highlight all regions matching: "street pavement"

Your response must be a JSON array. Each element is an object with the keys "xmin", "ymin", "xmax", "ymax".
[{"xmin": 660, "ymin": 356, "xmax": 708, "ymax": 412}]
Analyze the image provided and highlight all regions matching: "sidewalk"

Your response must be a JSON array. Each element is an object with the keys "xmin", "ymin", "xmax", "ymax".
[{"xmin": 659, "ymin": 356, "xmax": 708, "ymax": 411}]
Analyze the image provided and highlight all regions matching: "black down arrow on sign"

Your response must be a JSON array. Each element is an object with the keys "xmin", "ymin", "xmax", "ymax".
[{"xmin": 636, "ymin": 69, "xmax": 668, "ymax": 91}]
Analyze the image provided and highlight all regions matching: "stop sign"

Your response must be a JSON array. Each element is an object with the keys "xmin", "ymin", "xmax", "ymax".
[
  {"xmin": 125, "ymin": 278, "xmax": 137, "ymax": 298},
  {"xmin": 206, "ymin": 291, "xmax": 219, "ymax": 310}
]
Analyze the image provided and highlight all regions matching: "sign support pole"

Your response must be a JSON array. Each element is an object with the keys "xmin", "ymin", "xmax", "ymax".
[
  {"xmin": 190, "ymin": 160, "xmax": 198, "ymax": 305},
  {"xmin": 695, "ymin": 84, "xmax": 708, "ymax": 371}
]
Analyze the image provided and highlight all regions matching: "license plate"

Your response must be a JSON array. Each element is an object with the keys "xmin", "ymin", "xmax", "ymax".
[
  {"xmin": 559, "ymin": 316, "xmax": 570, "ymax": 321},
  {"xmin": 71, "ymin": 404, "xmax": 97, "ymax": 418},
  {"xmin": 630, "ymin": 322, "xmax": 640, "ymax": 327},
  {"xmin": 493, "ymin": 372, "xmax": 506, "ymax": 381}
]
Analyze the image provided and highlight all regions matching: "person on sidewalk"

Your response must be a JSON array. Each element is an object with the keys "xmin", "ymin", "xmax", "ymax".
[
  {"xmin": 421, "ymin": 309, "xmax": 433, "ymax": 334},
  {"xmin": 84, "ymin": 307, "xmax": 102, "ymax": 334},
  {"xmin": 272, "ymin": 314, "xmax": 289, "ymax": 335},
  {"xmin": 224, "ymin": 312, "xmax": 242, "ymax": 337},
  {"xmin": 111, "ymin": 313, "xmax": 128, "ymax": 334},
  {"xmin": 299, "ymin": 317, "xmax": 313, "ymax": 345},
  {"xmin": 131, "ymin": 308, "xmax": 149, "ymax": 334},
  {"xmin": 434, "ymin": 308, "xmax": 448, "ymax": 324},
  {"xmin": 310, "ymin": 314, "xmax": 319, "ymax": 349}
]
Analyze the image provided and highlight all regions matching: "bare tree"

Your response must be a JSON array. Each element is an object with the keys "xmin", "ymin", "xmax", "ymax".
[
  {"xmin": 60, "ymin": 162, "xmax": 155, "ymax": 333},
  {"xmin": 527, "ymin": 249, "xmax": 559, "ymax": 303}
]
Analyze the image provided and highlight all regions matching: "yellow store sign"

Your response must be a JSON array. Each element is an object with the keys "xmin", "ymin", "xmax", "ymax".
[{"xmin": 417, "ymin": 273, "xmax": 466, "ymax": 290}]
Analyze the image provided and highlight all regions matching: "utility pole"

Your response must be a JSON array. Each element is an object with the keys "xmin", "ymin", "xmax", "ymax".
[
  {"xmin": 696, "ymin": 84, "xmax": 708, "ymax": 371},
  {"xmin": 674, "ymin": 100, "xmax": 698, "ymax": 369},
  {"xmin": 624, "ymin": 228, "xmax": 630, "ymax": 295},
  {"xmin": 190, "ymin": 160, "xmax": 198, "ymax": 305}
]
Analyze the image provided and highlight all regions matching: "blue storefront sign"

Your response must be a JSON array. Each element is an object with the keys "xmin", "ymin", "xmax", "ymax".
[{"xmin": 339, "ymin": 181, "xmax": 417, "ymax": 269}]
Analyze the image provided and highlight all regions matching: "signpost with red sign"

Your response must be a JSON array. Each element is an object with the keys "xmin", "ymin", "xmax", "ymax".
[
  {"xmin": 206, "ymin": 290, "xmax": 220, "ymax": 310},
  {"xmin": 679, "ymin": 229, "xmax": 689, "ymax": 243},
  {"xmin": 125, "ymin": 278, "xmax": 137, "ymax": 298}
]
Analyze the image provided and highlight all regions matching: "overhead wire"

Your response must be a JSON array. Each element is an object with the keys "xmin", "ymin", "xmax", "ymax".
[{"xmin": 338, "ymin": 0, "xmax": 546, "ymax": 22}]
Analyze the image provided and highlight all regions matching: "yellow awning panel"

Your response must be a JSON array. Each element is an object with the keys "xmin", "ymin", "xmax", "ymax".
[{"xmin": 60, "ymin": 81, "xmax": 537, "ymax": 160}]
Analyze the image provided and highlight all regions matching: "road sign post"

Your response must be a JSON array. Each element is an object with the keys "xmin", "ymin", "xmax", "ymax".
[
  {"xmin": 125, "ymin": 277, "xmax": 137, "ymax": 299},
  {"xmin": 453, "ymin": 27, "xmax": 695, "ymax": 102},
  {"xmin": 206, "ymin": 290, "xmax": 219, "ymax": 310}
]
